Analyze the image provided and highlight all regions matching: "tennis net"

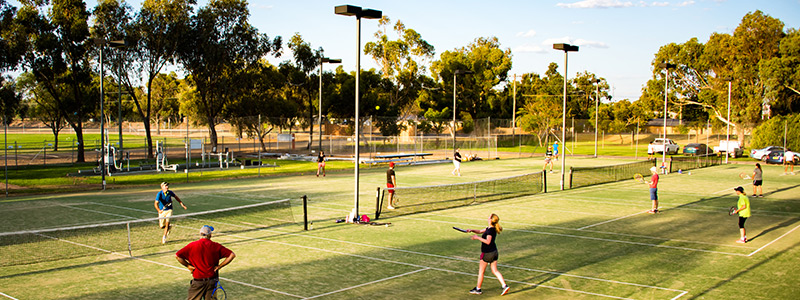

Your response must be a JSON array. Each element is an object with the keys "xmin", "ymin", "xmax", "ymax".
[
  {"xmin": 375, "ymin": 172, "xmax": 545, "ymax": 219},
  {"xmin": 0, "ymin": 198, "xmax": 300, "ymax": 267},
  {"xmin": 569, "ymin": 160, "xmax": 656, "ymax": 189},
  {"xmin": 669, "ymin": 155, "xmax": 722, "ymax": 172}
]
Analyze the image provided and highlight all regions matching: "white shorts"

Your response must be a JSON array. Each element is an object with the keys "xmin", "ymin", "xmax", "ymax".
[
  {"xmin": 158, "ymin": 209, "xmax": 173, "ymax": 228},
  {"xmin": 453, "ymin": 160, "xmax": 461, "ymax": 169}
]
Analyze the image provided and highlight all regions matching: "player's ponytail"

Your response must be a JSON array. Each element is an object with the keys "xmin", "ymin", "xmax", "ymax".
[{"xmin": 490, "ymin": 213, "xmax": 503, "ymax": 233}]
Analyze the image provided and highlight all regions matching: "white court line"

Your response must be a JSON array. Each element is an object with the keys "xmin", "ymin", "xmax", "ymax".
[
  {"xmin": 319, "ymin": 202, "xmax": 753, "ymax": 250},
  {"xmin": 0, "ymin": 292, "xmax": 19, "ymax": 300},
  {"xmin": 91, "ymin": 202, "xmax": 688, "ymax": 299},
  {"xmin": 59, "ymin": 203, "xmax": 139, "ymax": 220},
  {"xmin": 412, "ymin": 216, "xmax": 746, "ymax": 256},
  {"xmin": 303, "ymin": 268, "xmax": 430, "ymax": 299},
  {"xmin": 713, "ymin": 183, "xmax": 751, "ymax": 195},
  {"xmin": 35, "ymin": 229, "xmax": 305, "ymax": 298},
  {"xmin": 578, "ymin": 211, "xmax": 650, "ymax": 230},
  {"xmin": 748, "ymin": 223, "xmax": 800, "ymax": 256}
]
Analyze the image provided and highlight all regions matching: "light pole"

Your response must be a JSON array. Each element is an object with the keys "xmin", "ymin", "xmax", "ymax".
[
  {"xmin": 93, "ymin": 38, "xmax": 127, "ymax": 190},
  {"xmin": 658, "ymin": 62, "xmax": 676, "ymax": 170},
  {"xmin": 335, "ymin": 5, "xmax": 381, "ymax": 220},
  {"xmin": 453, "ymin": 69, "xmax": 473, "ymax": 155},
  {"xmin": 553, "ymin": 43, "xmax": 578, "ymax": 190},
  {"xmin": 318, "ymin": 57, "xmax": 341, "ymax": 152},
  {"xmin": 724, "ymin": 77, "xmax": 732, "ymax": 164},
  {"xmin": 594, "ymin": 78, "xmax": 601, "ymax": 158}
]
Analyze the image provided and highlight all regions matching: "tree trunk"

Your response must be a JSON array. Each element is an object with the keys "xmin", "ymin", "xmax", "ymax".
[
  {"xmin": 74, "ymin": 122, "xmax": 85, "ymax": 163},
  {"xmin": 208, "ymin": 120, "xmax": 218, "ymax": 152}
]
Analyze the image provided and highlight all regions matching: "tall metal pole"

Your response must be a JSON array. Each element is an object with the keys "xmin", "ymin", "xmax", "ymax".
[
  {"xmin": 185, "ymin": 115, "xmax": 189, "ymax": 182},
  {"xmin": 594, "ymin": 79, "xmax": 599, "ymax": 158},
  {"xmin": 4, "ymin": 118, "xmax": 7, "ymax": 197},
  {"xmin": 100, "ymin": 47, "xmax": 106, "ymax": 190},
  {"xmin": 354, "ymin": 15, "xmax": 362, "ymax": 218},
  {"xmin": 319, "ymin": 59, "xmax": 324, "ymax": 152},
  {"xmin": 560, "ymin": 51, "xmax": 568, "ymax": 190},
  {"xmin": 662, "ymin": 68, "xmax": 669, "ymax": 169},
  {"xmin": 512, "ymin": 74, "xmax": 517, "ymax": 137},
  {"xmin": 118, "ymin": 69, "xmax": 123, "ymax": 156},
  {"xmin": 453, "ymin": 73, "xmax": 457, "ymax": 155},
  {"xmin": 725, "ymin": 80, "xmax": 731, "ymax": 164}
]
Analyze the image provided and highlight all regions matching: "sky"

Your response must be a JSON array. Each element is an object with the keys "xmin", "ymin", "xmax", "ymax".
[{"xmin": 10, "ymin": 0, "xmax": 800, "ymax": 101}]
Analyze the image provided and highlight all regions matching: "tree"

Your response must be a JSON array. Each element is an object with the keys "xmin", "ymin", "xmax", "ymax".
[
  {"xmin": 15, "ymin": 0, "xmax": 96, "ymax": 162},
  {"xmin": 286, "ymin": 33, "xmax": 321, "ymax": 149},
  {"xmin": 1, "ymin": 0, "xmax": 27, "ymax": 73},
  {"xmin": 149, "ymin": 72, "xmax": 183, "ymax": 134},
  {"xmin": 16, "ymin": 72, "xmax": 67, "ymax": 150},
  {"xmin": 759, "ymin": 28, "xmax": 800, "ymax": 115},
  {"xmin": 647, "ymin": 10, "xmax": 786, "ymax": 145},
  {"xmin": 431, "ymin": 37, "xmax": 512, "ymax": 121},
  {"xmin": 0, "ymin": 75, "xmax": 22, "ymax": 128},
  {"xmin": 176, "ymin": 0, "xmax": 281, "ymax": 151}
]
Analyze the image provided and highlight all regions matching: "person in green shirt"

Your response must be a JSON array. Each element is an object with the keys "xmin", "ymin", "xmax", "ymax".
[{"xmin": 732, "ymin": 186, "xmax": 751, "ymax": 243}]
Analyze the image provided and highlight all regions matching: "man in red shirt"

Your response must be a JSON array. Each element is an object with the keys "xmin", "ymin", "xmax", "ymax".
[
  {"xmin": 176, "ymin": 225, "xmax": 236, "ymax": 300},
  {"xmin": 646, "ymin": 166, "xmax": 659, "ymax": 214}
]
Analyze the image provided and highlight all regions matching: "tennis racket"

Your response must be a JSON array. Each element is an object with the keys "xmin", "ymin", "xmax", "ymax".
[
  {"xmin": 212, "ymin": 280, "xmax": 227, "ymax": 300},
  {"xmin": 728, "ymin": 206, "xmax": 737, "ymax": 216},
  {"xmin": 452, "ymin": 227, "xmax": 469, "ymax": 233},
  {"xmin": 739, "ymin": 172, "xmax": 751, "ymax": 180},
  {"xmin": 633, "ymin": 173, "xmax": 646, "ymax": 184}
]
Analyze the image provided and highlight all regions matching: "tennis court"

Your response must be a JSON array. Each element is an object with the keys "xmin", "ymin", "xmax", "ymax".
[{"xmin": 1, "ymin": 157, "xmax": 799, "ymax": 299}]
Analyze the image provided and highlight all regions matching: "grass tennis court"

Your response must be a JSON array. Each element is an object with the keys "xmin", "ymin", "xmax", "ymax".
[{"xmin": 1, "ymin": 157, "xmax": 799, "ymax": 299}]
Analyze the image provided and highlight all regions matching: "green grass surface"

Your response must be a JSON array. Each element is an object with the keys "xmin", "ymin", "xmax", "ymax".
[{"xmin": 1, "ymin": 157, "xmax": 799, "ymax": 299}]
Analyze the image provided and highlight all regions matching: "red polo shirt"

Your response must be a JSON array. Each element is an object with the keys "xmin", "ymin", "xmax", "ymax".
[{"xmin": 176, "ymin": 238, "xmax": 233, "ymax": 279}]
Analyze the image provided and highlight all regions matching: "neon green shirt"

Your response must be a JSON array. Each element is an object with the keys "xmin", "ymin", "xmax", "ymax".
[{"xmin": 737, "ymin": 194, "xmax": 751, "ymax": 218}]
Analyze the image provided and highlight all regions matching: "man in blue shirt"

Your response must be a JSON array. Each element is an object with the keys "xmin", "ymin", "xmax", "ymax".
[
  {"xmin": 155, "ymin": 182, "xmax": 187, "ymax": 244},
  {"xmin": 553, "ymin": 141, "xmax": 559, "ymax": 161}
]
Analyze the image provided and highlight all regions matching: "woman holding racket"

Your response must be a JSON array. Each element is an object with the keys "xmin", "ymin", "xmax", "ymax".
[
  {"xmin": 646, "ymin": 166, "xmax": 659, "ymax": 214},
  {"xmin": 732, "ymin": 187, "xmax": 751, "ymax": 243},
  {"xmin": 466, "ymin": 213, "xmax": 510, "ymax": 296},
  {"xmin": 752, "ymin": 163, "xmax": 763, "ymax": 197}
]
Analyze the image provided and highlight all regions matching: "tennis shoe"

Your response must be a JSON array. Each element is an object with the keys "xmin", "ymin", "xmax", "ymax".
[
  {"xmin": 162, "ymin": 235, "xmax": 166, "ymax": 244},
  {"xmin": 469, "ymin": 287, "xmax": 482, "ymax": 295},
  {"xmin": 501, "ymin": 285, "xmax": 510, "ymax": 295},
  {"xmin": 647, "ymin": 210, "xmax": 656, "ymax": 214},
  {"xmin": 387, "ymin": 205, "xmax": 396, "ymax": 210},
  {"xmin": 736, "ymin": 238, "xmax": 746, "ymax": 244}
]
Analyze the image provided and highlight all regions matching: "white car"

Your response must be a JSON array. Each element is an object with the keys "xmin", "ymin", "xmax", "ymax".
[
  {"xmin": 713, "ymin": 140, "xmax": 744, "ymax": 158},
  {"xmin": 648, "ymin": 138, "xmax": 680, "ymax": 155},
  {"xmin": 750, "ymin": 146, "xmax": 783, "ymax": 161}
]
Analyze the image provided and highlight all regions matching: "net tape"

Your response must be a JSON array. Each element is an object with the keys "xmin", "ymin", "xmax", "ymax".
[
  {"xmin": 569, "ymin": 160, "xmax": 656, "ymax": 189},
  {"xmin": 376, "ymin": 172, "xmax": 545, "ymax": 219}
]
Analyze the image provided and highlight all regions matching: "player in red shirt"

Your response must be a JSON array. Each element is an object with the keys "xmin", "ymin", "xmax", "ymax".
[
  {"xmin": 646, "ymin": 166, "xmax": 659, "ymax": 214},
  {"xmin": 176, "ymin": 225, "xmax": 236, "ymax": 300}
]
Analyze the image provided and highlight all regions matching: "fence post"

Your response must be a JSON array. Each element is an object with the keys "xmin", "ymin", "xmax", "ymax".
[
  {"xmin": 568, "ymin": 167, "xmax": 574, "ymax": 189},
  {"xmin": 542, "ymin": 170, "xmax": 547, "ymax": 193},
  {"xmin": 126, "ymin": 222, "xmax": 132, "ymax": 257},
  {"xmin": 375, "ymin": 187, "xmax": 382, "ymax": 220}
]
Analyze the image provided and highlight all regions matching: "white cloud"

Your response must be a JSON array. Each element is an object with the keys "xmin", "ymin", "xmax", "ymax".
[
  {"xmin": 516, "ymin": 29, "xmax": 537, "ymax": 38},
  {"xmin": 557, "ymin": 0, "xmax": 634, "ymax": 9},
  {"xmin": 650, "ymin": 2, "xmax": 670, "ymax": 7},
  {"xmin": 512, "ymin": 44, "xmax": 546, "ymax": 53},
  {"xmin": 678, "ymin": 1, "xmax": 695, "ymax": 7}
]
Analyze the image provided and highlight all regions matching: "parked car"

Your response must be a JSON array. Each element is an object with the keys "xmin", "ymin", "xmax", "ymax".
[
  {"xmin": 764, "ymin": 150, "xmax": 800, "ymax": 164},
  {"xmin": 750, "ymin": 146, "xmax": 783, "ymax": 161},
  {"xmin": 713, "ymin": 140, "xmax": 744, "ymax": 158},
  {"xmin": 683, "ymin": 143, "xmax": 710, "ymax": 156},
  {"xmin": 648, "ymin": 138, "xmax": 680, "ymax": 155}
]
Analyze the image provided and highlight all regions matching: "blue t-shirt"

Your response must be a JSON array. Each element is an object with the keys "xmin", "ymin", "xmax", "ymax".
[
  {"xmin": 553, "ymin": 143, "xmax": 559, "ymax": 153},
  {"xmin": 156, "ymin": 190, "xmax": 177, "ymax": 211}
]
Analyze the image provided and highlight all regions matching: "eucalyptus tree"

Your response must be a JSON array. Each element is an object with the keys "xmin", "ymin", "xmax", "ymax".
[
  {"xmin": 176, "ymin": 0, "xmax": 281, "ymax": 151},
  {"xmin": 646, "ymin": 10, "xmax": 787, "ymax": 144},
  {"xmin": 286, "ymin": 33, "xmax": 322, "ymax": 149},
  {"xmin": 431, "ymin": 37, "xmax": 512, "ymax": 120},
  {"xmin": 16, "ymin": 72, "xmax": 67, "ymax": 149},
  {"xmin": 364, "ymin": 16, "xmax": 435, "ymax": 119},
  {"xmin": 14, "ymin": 0, "xmax": 96, "ymax": 162}
]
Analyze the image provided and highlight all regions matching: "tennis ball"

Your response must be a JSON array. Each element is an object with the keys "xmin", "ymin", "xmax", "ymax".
[{"xmin": 375, "ymin": 105, "xmax": 380, "ymax": 110}]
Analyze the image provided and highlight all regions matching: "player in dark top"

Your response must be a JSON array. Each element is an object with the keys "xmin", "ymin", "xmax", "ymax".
[
  {"xmin": 466, "ymin": 213, "xmax": 510, "ymax": 295},
  {"xmin": 543, "ymin": 146, "xmax": 554, "ymax": 173},
  {"xmin": 452, "ymin": 148, "xmax": 462, "ymax": 176},
  {"xmin": 386, "ymin": 162, "xmax": 397, "ymax": 209},
  {"xmin": 155, "ymin": 182, "xmax": 187, "ymax": 244},
  {"xmin": 316, "ymin": 151, "xmax": 326, "ymax": 177}
]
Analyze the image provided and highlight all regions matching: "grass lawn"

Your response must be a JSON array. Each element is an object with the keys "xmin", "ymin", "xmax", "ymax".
[{"xmin": 1, "ymin": 157, "xmax": 798, "ymax": 299}]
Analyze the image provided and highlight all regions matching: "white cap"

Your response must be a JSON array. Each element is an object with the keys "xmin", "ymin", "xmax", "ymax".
[
  {"xmin": 650, "ymin": 166, "xmax": 657, "ymax": 173},
  {"xmin": 200, "ymin": 225, "xmax": 214, "ymax": 236}
]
